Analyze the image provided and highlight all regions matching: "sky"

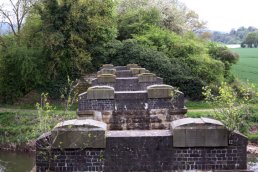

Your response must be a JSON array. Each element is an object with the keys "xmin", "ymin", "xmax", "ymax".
[
  {"xmin": 179, "ymin": 0, "xmax": 258, "ymax": 32},
  {"xmin": 0, "ymin": 0, "xmax": 257, "ymax": 33}
]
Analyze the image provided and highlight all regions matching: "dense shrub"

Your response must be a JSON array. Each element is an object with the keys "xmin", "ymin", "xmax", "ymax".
[
  {"xmin": 134, "ymin": 26, "xmax": 205, "ymax": 58},
  {"xmin": 117, "ymin": 8, "xmax": 161, "ymax": 40},
  {"xmin": 0, "ymin": 46, "xmax": 44, "ymax": 103},
  {"xmin": 106, "ymin": 39, "xmax": 207, "ymax": 99},
  {"xmin": 208, "ymin": 43, "xmax": 239, "ymax": 78}
]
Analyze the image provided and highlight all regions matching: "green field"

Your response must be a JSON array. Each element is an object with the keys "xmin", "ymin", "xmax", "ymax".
[{"xmin": 231, "ymin": 48, "xmax": 258, "ymax": 86}]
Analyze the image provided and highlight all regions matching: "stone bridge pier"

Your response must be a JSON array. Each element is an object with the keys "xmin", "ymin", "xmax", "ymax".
[{"xmin": 36, "ymin": 64, "xmax": 249, "ymax": 172}]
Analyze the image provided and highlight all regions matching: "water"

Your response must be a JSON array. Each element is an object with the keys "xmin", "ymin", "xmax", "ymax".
[
  {"xmin": 226, "ymin": 44, "xmax": 241, "ymax": 48},
  {"xmin": 248, "ymin": 154, "xmax": 258, "ymax": 172},
  {"xmin": 0, "ymin": 151, "xmax": 257, "ymax": 172},
  {"xmin": 0, "ymin": 151, "xmax": 35, "ymax": 172}
]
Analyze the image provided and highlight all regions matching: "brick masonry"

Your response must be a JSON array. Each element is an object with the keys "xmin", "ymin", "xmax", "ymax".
[
  {"xmin": 91, "ymin": 77, "xmax": 163, "ymax": 91},
  {"xmin": 88, "ymin": 88, "xmax": 180, "ymax": 113},
  {"xmin": 36, "ymin": 131, "xmax": 247, "ymax": 172},
  {"xmin": 79, "ymin": 99, "xmax": 115, "ymax": 111},
  {"xmin": 105, "ymin": 131, "xmax": 247, "ymax": 172}
]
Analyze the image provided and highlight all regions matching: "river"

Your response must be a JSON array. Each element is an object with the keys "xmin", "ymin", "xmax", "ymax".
[
  {"xmin": 0, "ymin": 151, "xmax": 35, "ymax": 172},
  {"xmin": 0, "ymin": 151, "xmax": 258, "ymax": 172}
]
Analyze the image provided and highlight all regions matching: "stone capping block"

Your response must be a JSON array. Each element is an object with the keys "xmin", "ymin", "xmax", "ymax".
[
  {"xmin": 138, "ymin": 73, "xmax": 157, "ymax": 82},
  {"xmin": 102, "ymin": 64, "xmax": 114, "ymax": 68},
  {"xmin": 147, "ymin": 84, "xmax": 175, "ymax": 98},
  {"xmin": 77, "ymin": 110, "xmax": 95, "ymax": 118},
  {"xmin": 130, "ymin": 68, "xmax": 146, "ymax": 75},
  {"xmin": 51, "ymin": 119, "xmax": 107, "ymax": 149},
  {"xmin": 97, "ymin": 74, "xmax": 116, "ymax": 83},
  {"xmin": 86, "ymin": 86, "xmax": 115, "ymax": 99},
  {"xmin": 107, "ymin": 130, "xmax": 171, "ymax": 137},
  {"xmin": 170, "ymin": 117, "xmax": 228, "ymax": 147},
  {"xmin": 127, "ymin": 64, "xmax": 140, "ymax": 69},
  {"xmin": 97, "ymin": 68, "xmax": 116, "ymax": 76}
]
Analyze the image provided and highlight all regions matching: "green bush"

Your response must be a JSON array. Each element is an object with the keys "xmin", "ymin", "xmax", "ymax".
[
  {"xmin": 0, "ymin": 46, "xmax": 44, "ymax": 103},
  {"xmin": 208, "ymin": 43, "xmax": 239, "ymax": 78},
  {"xmin": 134, "ymin": 26, "xmax": 205, "ymax": 58},
  {"xmin": 106, "ymin": 39, "xmax": 206, "ymax": 99}
]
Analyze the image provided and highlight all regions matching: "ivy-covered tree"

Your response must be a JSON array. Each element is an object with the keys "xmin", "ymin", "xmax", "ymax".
[
  {"xmin": 73, "ymin": 0, "xmax": 117, "ymax": 68},
  {"xmin": 117, "ymin": 0, "xmax": 206, "ymax": 34},
  {"xmin": 38, "ymin": 0, "xmax": 91, "ymax": 80}
]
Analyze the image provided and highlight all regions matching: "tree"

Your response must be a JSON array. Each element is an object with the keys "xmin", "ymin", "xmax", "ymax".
[
  {"xmin": 73, "ymin": 0, "xmax": 117, "ymax": 68},
  {"xmin": 117, "ymin": 0, "xmax": 206, "ymax": 34},
  {"xmin": 0, "ymin": 0, "xmax": 35, "ymax": 45},
  {"xmin": 244, "ymin": 32, "xmax": 257, "ymax": 48},
  {"xmin": 185, "ymin": 10, "xmax": 206, "ymax": 32},
  {"xmin": 117, "ymin": 8, "xmax": 160, "ymax": 40},
  {"xmin": 208, "ymin": 43, "xmax": 239, "ymax": 79},
  {"xmin": 38, "ymin": 0, "xmax": 91, "ymax": 79}
]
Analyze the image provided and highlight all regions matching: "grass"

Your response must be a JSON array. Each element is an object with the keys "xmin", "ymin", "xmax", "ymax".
[
  {"xmin": 186, "ymin": 111, "xmax": 212, "ymax": 118},
  {"xmin": 230, "ymin": 48, "xmax": 258, "ymax": 139},
  {"xmin": 231, "ymin": 48, "xmax": 258, "ymax": 86},
  {"xmin": 185, "ymin": 101, "xmax": 211, "ymax": 109},
  {"xmin": 0, "ymin": 102, "xmax": 78, "ymax": 111},
  {"xmin": 0, "ymin": 108, "xmax": 77, "ymax": 144}
]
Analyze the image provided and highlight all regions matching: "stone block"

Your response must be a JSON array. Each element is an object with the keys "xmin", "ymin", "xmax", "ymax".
[
  {"xmin": 127, "ymin": 64, "xmax": 140, "ymax": 69},
  {"xmin": 205, "ymin": 128, "xmax": 228, "ymax": 146},
  {"xmin": 51, "ymin": 119, "xmax": 107, "ymax": 149},
  {"xmin": 130, "ymin": 68, "xmax": 146, "ymax": 75},
  {"xmin": 173, "ymin": 129, "xmax": 186, "ymax": 147},
  {"xmin": 97, "ymin": 74, "xmax": 116, "ymax": 83},
  {"xmin": 102, "ymin": 64, "xmax": 114, "ymax": 68},
  {"xmin": 171, "ymin": 118, "xmax": 228, "ymax": 147},
  {"xmin": 138, "ymin": 73, "xmax": 157, "ymax": 82},
  {"xmin": 185, "ymin": 129, "xmax": 206, "ymax": 147},
  {"xmin": 97, "ymin": 68, "xmax": 116, "ymax": 76},
  {"xmin": 147, "ymin": 84, "xmax": 174, "ymax": 99},
  {"xmin": 87, "ymin": 86, "xmax": 114, "ymax": 99},
  {"xmin": 77, "ymin": 110, "xmax": 95, "ymax": 119}
]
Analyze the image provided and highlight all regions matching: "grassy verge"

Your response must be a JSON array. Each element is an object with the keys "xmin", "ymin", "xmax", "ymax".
[
  {"xmin": 0, "ymin": 103, "xmax": 78, "ymax": 111},
  {"xmin": 186, "ymin": 111, "xmax": 213, "ymax": 118},
  {"xmin": 0, "ymin": 109, "xmax": 76, "ymax": 145},
  {"xmin": 185, "ymin": 101, "xmax": 211, "ymax": 110}
]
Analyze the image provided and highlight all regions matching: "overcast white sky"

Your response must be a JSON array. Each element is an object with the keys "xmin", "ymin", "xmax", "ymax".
[
  {"xmin": 180, "ymin": 0, "xmax": 258, "ymax": 32},
  {"xmin": 1, "ymin": 0, "xmax": 257, "ymax": 33}
]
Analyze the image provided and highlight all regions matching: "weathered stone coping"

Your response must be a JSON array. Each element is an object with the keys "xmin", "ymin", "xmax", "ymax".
[
  {"xmin": 106, "ymin": 130, "xmax": 171, "ymax": 137},
  {"xmin": 171, "ymin": 117, "xmax": 229, "ymax": 147},
  {"xmin": 171, "ymin": 117, "xmax": 224, "ymax": 128},
  {"xmin": 53, "ymin": 119, "xmax": 107, "ymax": 129},
  {"xmin": 51, "ymin": 119, "xmax": 107, "ymax": 149},
  {"xmin": 115, "ymin": 91, "xmax": 147, "ymax": 94},
  {"xmin": 83, "ymin": 86, "xmax": 115, "ymax": 100},
  {"xmin": 116, "ymin": 77, "xmax": 138, "ymax": 79},
  {"xmin": 37, "ymin": 131, "xmax": 51, "ymax": 140}
]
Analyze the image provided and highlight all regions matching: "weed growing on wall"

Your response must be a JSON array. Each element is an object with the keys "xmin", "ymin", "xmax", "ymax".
[
  {"xmin": 60, "ymin": 76, "xmax": 80, "ymax": 115},
  {"xmin": 34, "ymin": 93, "xmax": 55, "ymax": 136}
]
